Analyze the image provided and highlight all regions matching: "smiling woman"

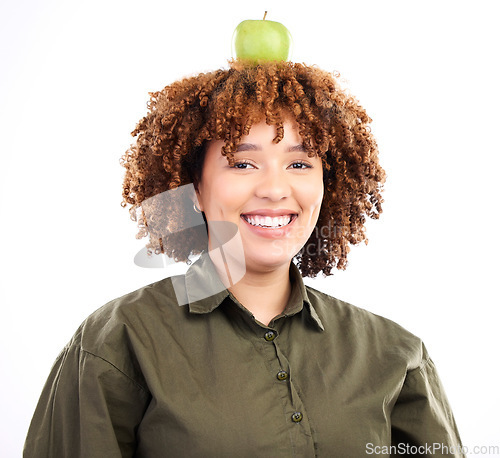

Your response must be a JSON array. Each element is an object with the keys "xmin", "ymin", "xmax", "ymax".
[{"xmin": 24, "ymin": 59, "xmax": 465, "ymax": 457}]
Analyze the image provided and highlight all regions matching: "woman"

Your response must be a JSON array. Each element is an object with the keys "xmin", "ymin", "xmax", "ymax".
[{"xmin": 24, "ymin": 60, "xmax": 464, "ymax": 457}]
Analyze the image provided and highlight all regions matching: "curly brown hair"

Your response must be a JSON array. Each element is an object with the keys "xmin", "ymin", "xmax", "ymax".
[{"xmin": 120, "ymin": 59, "xmax": 386, "ymax": 277}]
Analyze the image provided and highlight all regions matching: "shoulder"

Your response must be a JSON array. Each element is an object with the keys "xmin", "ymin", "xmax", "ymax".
[
  {"xmin": 306, "ymin": 285, "xmax": 425, "ymax": 371},
  {"xmin": 67, "ymin": 275, "xmax": 184, "ymax": 369}
]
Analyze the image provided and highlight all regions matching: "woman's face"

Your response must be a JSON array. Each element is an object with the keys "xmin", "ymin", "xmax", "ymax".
[{"xmin": 195, "ymin": 118, "xmax": 324, "ymax": 274}]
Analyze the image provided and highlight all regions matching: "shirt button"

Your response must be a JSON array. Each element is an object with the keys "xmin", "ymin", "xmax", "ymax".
[
  {"xmin": 264, "ymin": 330, "xmax": 277, "ymax": 341},
  {"xmin": 291, "ymin": 412, "xmax": 303, "ymax": 423},
  {"xmin": 277, "ymin": 370, "xmax": 289, "ymax": 381}
]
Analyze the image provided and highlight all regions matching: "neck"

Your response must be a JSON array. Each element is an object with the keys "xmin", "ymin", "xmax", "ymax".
[{"xmin": 208, "ymin": 251, "xmax": 292, "ymax": 326}]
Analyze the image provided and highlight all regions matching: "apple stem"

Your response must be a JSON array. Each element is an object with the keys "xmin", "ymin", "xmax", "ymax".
[{"xmin": 263, "ymin": 11, "xmax": 267, "ymax": 20}]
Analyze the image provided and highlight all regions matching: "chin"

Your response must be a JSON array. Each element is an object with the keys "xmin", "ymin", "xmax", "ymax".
[{"xmin": 243, "ymin": 242, "xmax": 299, "ymax": 271}]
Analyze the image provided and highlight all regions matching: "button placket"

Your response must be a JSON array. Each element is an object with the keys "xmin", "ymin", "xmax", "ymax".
[
  {"xmin": 271, "ymin": 338, "xmax": 308, "ymax": 428},
  {"xmin": 253, "ymin": 323, "xmax": 314, "ymax": 453}
]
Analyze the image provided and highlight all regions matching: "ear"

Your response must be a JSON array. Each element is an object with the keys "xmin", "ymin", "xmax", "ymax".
[{"xmin": 192, "ymin": 184, "xmax": 203, "ymax": 212}]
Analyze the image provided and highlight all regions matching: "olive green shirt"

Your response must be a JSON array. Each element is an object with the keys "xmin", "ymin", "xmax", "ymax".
[{"xmin": 24, "ymin": 252, "xmax": 464, "ymax": 457}]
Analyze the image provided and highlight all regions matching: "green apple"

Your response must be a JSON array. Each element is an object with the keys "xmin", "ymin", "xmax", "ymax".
[{"xmin": 232, "ymin": 15, "xmax": 293, "ymax": 62}]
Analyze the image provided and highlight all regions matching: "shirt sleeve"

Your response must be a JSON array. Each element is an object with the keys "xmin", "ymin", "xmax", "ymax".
[
  {"xmin": 23, "ymin": 341, "xmax": 150, "ymax": 458},
  {"xmin": 390, "ymin": 344, "xmax": 465, "ymax": 457}
]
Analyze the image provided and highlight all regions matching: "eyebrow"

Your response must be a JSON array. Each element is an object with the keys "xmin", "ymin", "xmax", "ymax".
[{"xmin": 234, "ymin": 143, "xmax": 308, "ymax": 153}]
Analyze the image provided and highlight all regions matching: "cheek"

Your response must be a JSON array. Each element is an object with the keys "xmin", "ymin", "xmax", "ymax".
[
  {"xmin": 202, "ymin": 174, "xmax": 252, "ymax": 215},
  {"xmin": 301, "ymin": 179, "xmax": 324, "ymax": 211}
]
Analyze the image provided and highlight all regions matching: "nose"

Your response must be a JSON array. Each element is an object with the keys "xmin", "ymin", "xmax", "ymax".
[{"xmin": 254, "ymin": 168, "xmax": 292, "ymax": 201}]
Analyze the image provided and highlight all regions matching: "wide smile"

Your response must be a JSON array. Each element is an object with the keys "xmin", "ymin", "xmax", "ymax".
[{"xmin": 240, "ymin": 213, "xmax": 298, "ymax": 239}]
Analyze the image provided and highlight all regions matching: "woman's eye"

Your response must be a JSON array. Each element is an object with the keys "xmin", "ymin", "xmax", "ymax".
[
  {"xmin": 232, "ymin": 161, "xmax": 255, "ymax": 169},
  {"xmin": 290, "ymin": 161, "xmax": 311, "ymax": 169}
]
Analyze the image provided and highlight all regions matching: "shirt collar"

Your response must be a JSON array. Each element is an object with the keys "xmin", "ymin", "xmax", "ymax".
[{"xmin": 184, "ymin": 251, "xmax": 324, "ymax": 331}]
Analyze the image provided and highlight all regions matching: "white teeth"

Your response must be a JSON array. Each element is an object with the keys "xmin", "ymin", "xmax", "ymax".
[{"xmin": 243, "ymin": 215, "xmax": 293, "ymax": 228}]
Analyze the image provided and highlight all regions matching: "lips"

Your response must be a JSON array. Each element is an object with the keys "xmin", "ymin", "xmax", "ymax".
[{"xmin": 239, "ymin": 209, "xmax": 299, "ymax": 239}]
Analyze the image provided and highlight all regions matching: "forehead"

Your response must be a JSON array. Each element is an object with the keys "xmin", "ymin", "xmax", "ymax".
[{"xmin": 207, "ymin": 120, "xmax": 305, "ymax": 160}]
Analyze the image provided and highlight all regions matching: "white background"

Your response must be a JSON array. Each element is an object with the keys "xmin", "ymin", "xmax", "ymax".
[{"xmin": 1, "ymin": 0, "xmax": 499, "ymax": 456}]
